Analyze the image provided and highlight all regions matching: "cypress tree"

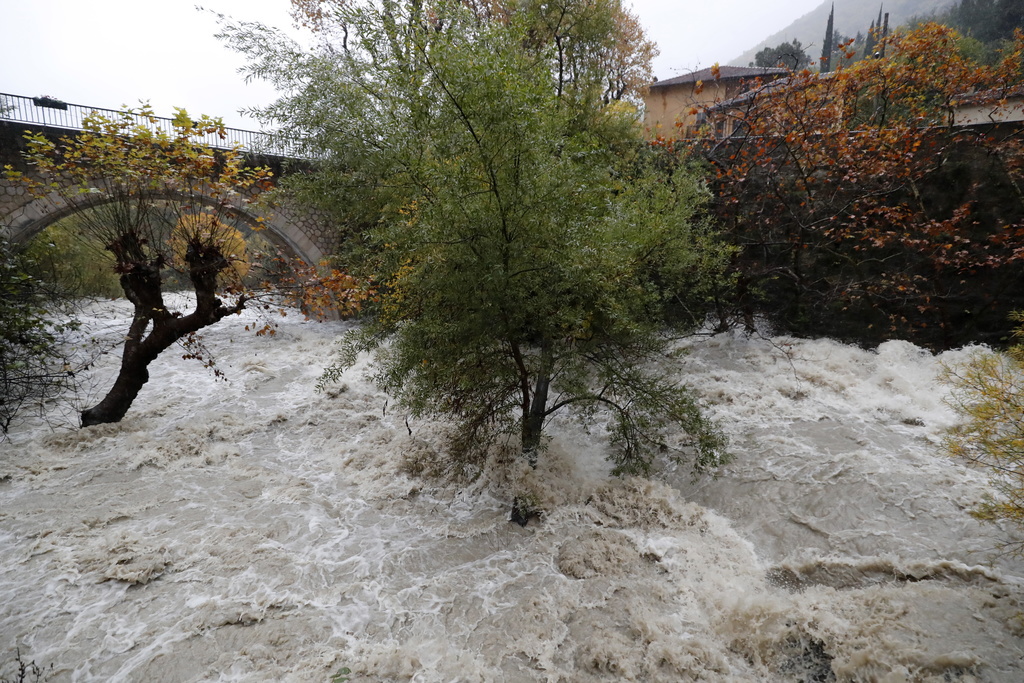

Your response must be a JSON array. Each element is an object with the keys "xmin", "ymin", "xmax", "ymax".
[{"xmin": 821, "ymin": 3, "xmax": 835, "ymax": 72}]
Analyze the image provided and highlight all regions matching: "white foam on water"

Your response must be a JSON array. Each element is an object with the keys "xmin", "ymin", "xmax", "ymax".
[{"xmin": 1, "ymin": 303, "xmax": 1023, "ymax": 681}]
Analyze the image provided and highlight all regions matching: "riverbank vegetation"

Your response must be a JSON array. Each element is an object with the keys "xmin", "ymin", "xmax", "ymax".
[
  {"xmin": 676, "ymin": 17, "xmax": 1024, "ymax": 544},
  {"xmin": 942, "ymin": 313, "xmax": 1024, "ymax": 554},
  {"xmin": 0, "ymin": 238, "xmax": 79, "ymax": 435}
]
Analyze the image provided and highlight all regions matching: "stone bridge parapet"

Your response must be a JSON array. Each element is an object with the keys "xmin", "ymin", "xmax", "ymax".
[{"xmin": 0, "ymin": 117, "xmax": 339, "ymax": 265}]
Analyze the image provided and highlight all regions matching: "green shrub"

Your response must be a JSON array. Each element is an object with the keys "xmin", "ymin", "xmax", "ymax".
[
  {"xmin": 23, "ymin": 215, "xmax": 121, "ymax": 298},
  {"xmin": 942, "ymin": 312, "xmax": 1024, "ymax": 553}
]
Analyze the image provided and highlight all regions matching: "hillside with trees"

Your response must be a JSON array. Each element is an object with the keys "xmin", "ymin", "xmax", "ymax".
[{"xmin": 918, "ymin": 0, "xmax": 1024, "ymax": 60}]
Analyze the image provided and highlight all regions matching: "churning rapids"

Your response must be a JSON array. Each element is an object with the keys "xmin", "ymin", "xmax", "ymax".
[{"xmin": 2, "ymin": 298, "xmax": 1023, "ymax": 682}]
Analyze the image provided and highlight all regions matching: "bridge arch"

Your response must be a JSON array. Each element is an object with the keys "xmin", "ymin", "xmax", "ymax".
[
  {"xmin": 0, "ymin": 108, "xmax": 338, "ymax": 266},
  {"xmin": 1, "ymin": 186, "xmax": 326, "ymax": 266}
]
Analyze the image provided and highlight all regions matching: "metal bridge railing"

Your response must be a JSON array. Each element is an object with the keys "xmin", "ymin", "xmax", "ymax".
[{"xmin": 0, "ymin": 92, "xmax": 298, "ymax": 158}]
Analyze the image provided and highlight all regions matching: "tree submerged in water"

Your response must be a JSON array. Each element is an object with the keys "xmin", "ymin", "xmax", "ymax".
[
  {"xmin": 224, "ymin": 0, "xmax": 730, "ymax": 484},
  {"xmin": 7, "ymin": 106, "xmax": 368, "ymax": 428},
  {"xmin": 6, "ymin": 107, "xmax": 273, "ymax": 427}
]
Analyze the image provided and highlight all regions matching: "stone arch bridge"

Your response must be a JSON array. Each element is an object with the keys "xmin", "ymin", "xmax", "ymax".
[{"xmin": 0, "ymin": 94, "xmax": 339, "ymax": 264}]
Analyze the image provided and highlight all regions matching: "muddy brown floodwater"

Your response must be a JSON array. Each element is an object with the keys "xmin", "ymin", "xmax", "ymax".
[{"xmin": 1, "ymin": 297, "xmax": 1022, "ymax": 681}]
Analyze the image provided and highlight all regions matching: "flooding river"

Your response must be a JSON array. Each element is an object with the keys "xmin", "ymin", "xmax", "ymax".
[{"xmin": 1, "ymin": 299, "xmax": 1022, "ymax": 681}]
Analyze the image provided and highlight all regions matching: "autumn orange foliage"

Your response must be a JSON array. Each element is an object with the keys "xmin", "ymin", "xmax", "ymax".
[{"xmin": 681, "ymin": 23, "xmax": 1024, "ymax": 346}]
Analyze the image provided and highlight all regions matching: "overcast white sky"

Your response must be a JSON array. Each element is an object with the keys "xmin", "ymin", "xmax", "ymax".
[{"xmin": 1, "ymin": 0, "xmax": 823, "ymax": 129}]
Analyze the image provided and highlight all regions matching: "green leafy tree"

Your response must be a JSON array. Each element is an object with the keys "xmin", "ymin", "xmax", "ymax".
[
  {"xmin": 225, "ymin": 0, "xmax": 729, "ymax": 486},
  {"xmin": 754, "ymin": 39, "xmax": 811, "ymax": 71},
  {"xmin": 942, "ymin": 312, "xmax": 1024, "ymax": 553},
  {"xmin": 517, "ymin": 0, "xmax": 656, "ymax": 105},
  {"xmin": 285, "ymin": 0, "xmax": 657, "ymax": 106}
]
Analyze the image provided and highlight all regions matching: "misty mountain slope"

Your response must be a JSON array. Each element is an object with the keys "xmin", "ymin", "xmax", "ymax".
[{"xmin": 731, "ymin": 0, "xmax": 956, "ymax": 66}]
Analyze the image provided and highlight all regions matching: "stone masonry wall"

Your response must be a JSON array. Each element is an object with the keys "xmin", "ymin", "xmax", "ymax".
[{"xmin": 0, "ymin": 121, "xmax": 340, "ymax": 265}]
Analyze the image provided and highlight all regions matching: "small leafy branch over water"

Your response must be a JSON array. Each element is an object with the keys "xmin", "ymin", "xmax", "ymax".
[
  {"xmin": 943, "ymin": 311, "xmax": 1024, "ymax": 553},
  {"xmin": 0, "ymin": 649, "xmax": 52, "ymax": 683}
]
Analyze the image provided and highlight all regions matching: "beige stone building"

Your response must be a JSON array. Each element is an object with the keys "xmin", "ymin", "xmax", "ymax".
[{"xmin": 643, "ymin": 65, "xmax": 788, "ymax": 138}]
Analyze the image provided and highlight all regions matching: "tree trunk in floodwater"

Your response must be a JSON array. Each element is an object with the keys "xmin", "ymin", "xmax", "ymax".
[
  {"xmin": 521, "ymin": 375, "xmax": 549, "ymax": 469},
  {"xmin": 512, "ymin": 344, "xmax": 552, "ymax": 526},
  {"xmin": 80, "ymin": 305, "xmax": 237, "ymax": 426},
  {"xmin": 520, "ymin": 343, "xmax": 553, "ymax": 468},
  {"xmin": 80, "ymin": 311, "xmax": 158, "ymax": 428},
  {"xmin": 81, "ymin": 244, "xmax": 243, "ymax": 427}
]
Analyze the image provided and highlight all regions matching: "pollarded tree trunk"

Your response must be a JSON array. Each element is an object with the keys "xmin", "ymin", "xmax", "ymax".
[
  {"xmin": 80, "ymin": 240, "xmax": 243, "ymax": 427},
  {"xmin": 80, "ymin": 307, "xmax": 159, "ymax": 427},
  {"xmin": 79, "ymin": 303, "xmax": 238, "ymax": 426}
]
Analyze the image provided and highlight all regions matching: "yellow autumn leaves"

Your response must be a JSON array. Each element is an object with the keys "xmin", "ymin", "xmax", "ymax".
[
  {"xmin": 169, "ymin": 213, "xmax": 250, "ymax": 285},
  {"xmin": 943, "ymin": 313, "xmax": 1024, "ymax": 547}
]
